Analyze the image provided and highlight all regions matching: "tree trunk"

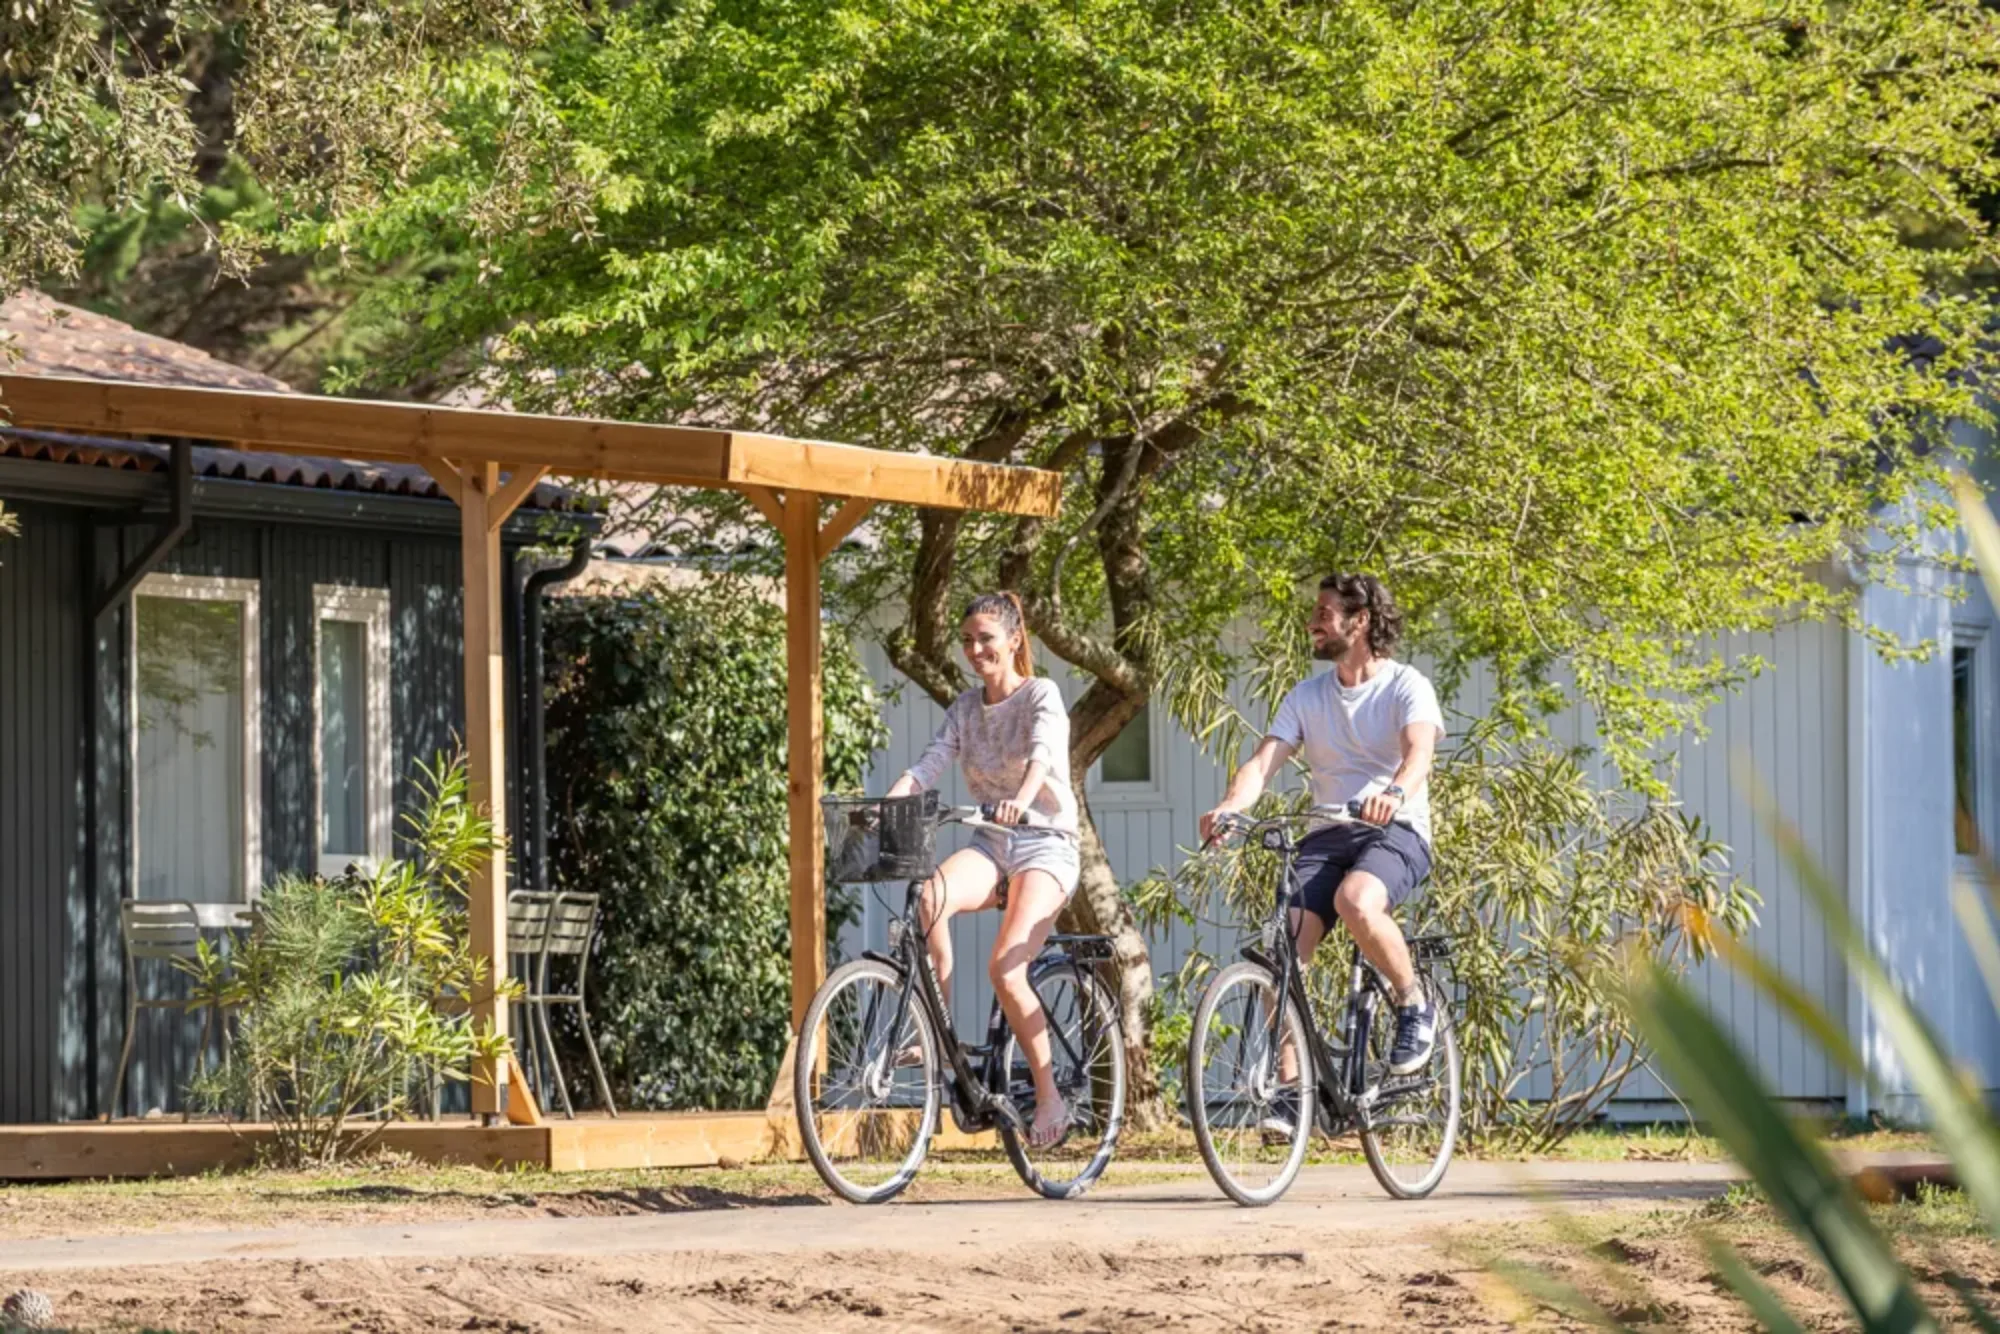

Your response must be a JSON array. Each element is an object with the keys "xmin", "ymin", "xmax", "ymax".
[{"xmin": 1059, "ymin": 790, "xmax": 1167, "ymax": 1131}]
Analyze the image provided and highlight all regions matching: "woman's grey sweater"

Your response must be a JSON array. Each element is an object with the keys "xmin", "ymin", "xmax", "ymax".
[{"xmin": 901, "ymin": 677, "xmax": 1078, "ymax": 836}]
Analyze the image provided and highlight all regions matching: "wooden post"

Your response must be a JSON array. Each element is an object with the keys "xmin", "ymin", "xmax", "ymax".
[
  {"xmin": 459, "ymin": 462, "xmax": 513, "ymax": 1120},
  {"xmin": 784, "ymin": 491, "xmax": 827, "ymax": 1029}
]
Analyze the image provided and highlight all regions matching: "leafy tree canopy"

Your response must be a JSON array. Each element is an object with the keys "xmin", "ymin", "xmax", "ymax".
[
  {"xmin": 308, "ymin": 0, "xmax": 2000, "ymax": 788},
  {"xmin": 0, "ymin": 0, "xmax": 562, "ymax": 290}
]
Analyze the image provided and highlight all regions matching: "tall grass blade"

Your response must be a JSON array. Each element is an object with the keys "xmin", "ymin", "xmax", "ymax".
[
  {"xmin": 1697, "ymin": 1231, "xmax": 1811, "ymax": 1334},
  {"xmin": 1708, "ymin": 929, "xmax": 1865, "ymax": 1079},
  {"xmin": 1952, "ymin": 879, "xmax": 2000, "ymax": 1038},
  {"xmin": 1945, "ymin": 1274, "xmax": 2000, "ymax": 1334},
  {"xmin": 1626, "ymin": 959, "xmax": 1937, "ymax": 1331},
  {"xmin": 1951, "ymin": 474, "xmax": 2000, "ymax": 615},
  {"xmin": 1485, "ymin": 1258, "xmax": 1640, "ymax": 1332},
  {"xmin": 1748, "ymin": 781, "xmax": 2000, "ymax": 1247}
]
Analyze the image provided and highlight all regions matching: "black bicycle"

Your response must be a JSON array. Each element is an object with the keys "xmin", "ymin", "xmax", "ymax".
[
  {"xmin": 1188, "ymin": 804, "xmax": 1461, "ymax": 1207},
  {"xmin": 796, "ymin": 792, "xmax": 1127, "ymax": 1204}
]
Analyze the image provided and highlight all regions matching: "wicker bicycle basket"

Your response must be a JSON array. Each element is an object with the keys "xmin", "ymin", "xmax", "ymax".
[{"xmin": 820, "ymin": 791, "xmax": 941, "ymax": 883}]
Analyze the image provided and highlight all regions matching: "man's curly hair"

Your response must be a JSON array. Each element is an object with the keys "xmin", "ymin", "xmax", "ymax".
[{"xmin": 1319, "ymin": 573, "xmax": 1404, "ymax": 657}]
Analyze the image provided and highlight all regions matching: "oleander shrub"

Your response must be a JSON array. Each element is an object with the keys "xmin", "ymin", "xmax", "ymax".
[
  {"xmin": 542, "ymin": 578, "xmax": 888, "ymax": 1109},
  {"xmin": 184, "ymin": 755, "xmax": 510, "ymax": 1166}
]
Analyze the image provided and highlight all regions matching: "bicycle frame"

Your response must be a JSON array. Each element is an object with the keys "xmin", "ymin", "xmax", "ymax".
[
  {"xmin": 1236, "ymin": 821, "xmax": 1402, "ymax": 1132},
  {"xmin": 861, "ymin": 876, "xmax": 1115, "ymax": 1137}
]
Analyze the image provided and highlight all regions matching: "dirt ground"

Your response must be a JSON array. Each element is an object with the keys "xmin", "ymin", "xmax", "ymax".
[{"xmin": 0, "ymin": 1157, "xmax": 1989, "ymax": 1332}]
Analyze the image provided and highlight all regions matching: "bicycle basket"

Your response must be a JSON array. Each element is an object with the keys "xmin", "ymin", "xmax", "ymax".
[{"xmin": 820, "ymin": 791, "xmax": 940, "ymax": 883}]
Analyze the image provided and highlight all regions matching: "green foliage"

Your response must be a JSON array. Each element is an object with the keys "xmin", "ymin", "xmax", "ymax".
[
  {"xmin": 1138, "ymin": 725, "xmax": 1757, "ymax": 1150},
  {"xmin": 0, "ymin": 0, "xmax": 562, "ymax": 288},
  {"xmin": 306, "ymin": 0, "xmax": 2000, "ymax": 791},
  {"xmin": 184, "ymin": 755, "xmax": 510, "ymax": 1168},
  {"xmin": 541, "ymin": 579, "xmax": 888, "ymax": 1110}
]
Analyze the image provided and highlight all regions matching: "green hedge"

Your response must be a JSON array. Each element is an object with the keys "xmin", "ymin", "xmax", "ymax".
[{"xmin": 542, "ymin": 579, "xmax": 887, "ymax": 1109}]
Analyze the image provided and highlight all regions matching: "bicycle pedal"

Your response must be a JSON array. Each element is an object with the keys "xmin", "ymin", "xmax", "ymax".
[{"xmin": 989, "ymin": 1093, "xmax": 1028, "ymax": 1137}]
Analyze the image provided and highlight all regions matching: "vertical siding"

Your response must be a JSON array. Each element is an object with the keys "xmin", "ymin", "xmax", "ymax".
[
  {"xmin": 858, "ymin": 621, "xmax": 1851, "ymax": 1106},
  {"xmin": 0, "ymin": 505, "xmax": 83, "ymax": 1121},
  {"xmin": 0, "ymin": 496, "xmax": 528, "ymax": 1122}
]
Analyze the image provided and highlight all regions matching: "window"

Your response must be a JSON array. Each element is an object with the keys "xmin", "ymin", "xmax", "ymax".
[
  {"xmin": 1090, "ymin": 703, "xmax": 1167, "ymax": 807},
  {"xmin": 1956, "ymin": 643, "xmax": 1980, "ymax": 857},
  {"xmin": 133, "ymin": 574, "xmax": 261, "ymax": 915},
  {"xmin": 1100, "ymin": 706, "xmax": 1153, "ymax": 784},
  {"xmin": 314, "ymin": 585, "xmax": 392, "ymax": 877}
]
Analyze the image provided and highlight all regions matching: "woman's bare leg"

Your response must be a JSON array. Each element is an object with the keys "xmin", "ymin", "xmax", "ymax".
[
  {"xmin": 917, "ymin": 848, "xmax": 1002, "ymax": 1000},
  {"xmin": 987, "ymin": 869, "xmax": 1068, "ymax": 1145}
]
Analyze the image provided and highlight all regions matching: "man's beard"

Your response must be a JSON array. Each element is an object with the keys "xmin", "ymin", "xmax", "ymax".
[{"xmin": 1312, "ymin": 632, "xmax": 1351, "ymax": 661}]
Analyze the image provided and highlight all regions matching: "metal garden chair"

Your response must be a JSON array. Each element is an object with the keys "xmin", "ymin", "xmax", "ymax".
[
  {"xmin": 507, "ymin": 889, "xmax": 617, "ymax": 1119},
  {"xmin": 109, "ymin": 899, "xmax": 226, "ymax": 1122}
]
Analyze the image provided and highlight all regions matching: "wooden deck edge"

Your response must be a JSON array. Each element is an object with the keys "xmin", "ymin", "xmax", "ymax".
[
  {"xmin": 1, "ymin": 1112, "xmax": 1001, "ymax": 1181},
  {"xmin": 0, "ymin": 1122, "xmax": 551, "ymax": 1181}
]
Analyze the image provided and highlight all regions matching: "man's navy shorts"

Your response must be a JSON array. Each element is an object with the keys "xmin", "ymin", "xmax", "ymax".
[{"xmin": 1290, "ymin": 820, "xmax": 1432, "ymax": 923}]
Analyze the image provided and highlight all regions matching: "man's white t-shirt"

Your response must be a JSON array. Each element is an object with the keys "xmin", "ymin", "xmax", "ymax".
[{"xmin": 1267, "ymin": 660, "xmax": 1446, "ymax": 846}]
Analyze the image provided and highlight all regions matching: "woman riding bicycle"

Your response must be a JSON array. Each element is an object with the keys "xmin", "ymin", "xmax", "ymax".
[{"xmin": 884, "ymin": 591, "xmax": 1079, "ymax": 1149}]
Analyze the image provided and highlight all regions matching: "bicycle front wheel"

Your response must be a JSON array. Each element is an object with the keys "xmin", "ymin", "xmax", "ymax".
[
  {"xmin": 1359, "ymin": 972, "xmax": 1461, "ymax": 1200},
  {"xmin": 794, "ymin": 957, "xmax": 941, "ymax": 1204},
  {"xmin": 1000, "ymin": 963, "xmax": 1126, "ymax": 1200},
  {"xmin": 1188, "ymin": 960, "xmax": 1314, "ymax": 1207}
]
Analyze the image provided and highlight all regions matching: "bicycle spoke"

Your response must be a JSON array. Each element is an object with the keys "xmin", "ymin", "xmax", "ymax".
[
  {"xmin": 797, "ymin": 959, "xmax": 939, "ymax": 1204},
  {"xmin": 1190, "ymin": 962, "xmax": 1312, "ymax": 1206},
  {"xmin": 1359, "ymin": 974, "xmax": 1461, "ymax": 1199},
  {"xmin": 1001, "ymin": 966, "xmax": 1126, "ymax": 1200}
]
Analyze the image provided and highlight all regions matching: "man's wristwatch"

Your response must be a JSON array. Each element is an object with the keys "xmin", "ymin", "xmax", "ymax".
[{"xmin": 1382, "ymin": 784, "xmax": 1406, "ymax": 804}]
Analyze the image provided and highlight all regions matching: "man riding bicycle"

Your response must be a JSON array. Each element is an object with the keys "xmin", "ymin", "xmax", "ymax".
[{"xmin": 1199, "ymin": 574, "xmax": 1445, "ymax": 1126}]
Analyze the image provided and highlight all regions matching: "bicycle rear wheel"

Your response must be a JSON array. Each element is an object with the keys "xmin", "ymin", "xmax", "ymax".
[
  {"xmin": 1359, "ymin": 972, "xmax": 1460, "ymax": 1199},
  {"xmin": 1188, "ymin": 960, "xmax": 1314, "ymax": 1207},
  {"xmin": 794, "ymin": 957, "xmax": 941, "ymax": 1204},
  {"xmin": 1000, "ymin": 962, "xmax": 1126, "ymax": 1200}
]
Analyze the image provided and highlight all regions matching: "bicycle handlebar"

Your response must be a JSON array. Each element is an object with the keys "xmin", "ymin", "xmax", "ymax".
[
  {"xmin": 944, "ymin": 803, "xmax": 1050, "ymax": 831},
  {"xmin": 1206, "ymin": 801, "xmax": 1367, "ymax": 845}
]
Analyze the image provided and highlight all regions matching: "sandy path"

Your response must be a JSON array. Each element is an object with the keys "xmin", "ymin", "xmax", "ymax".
[
  {"xmin": 0, "ymin": 1162, "xmax": 1752, "ymax": 1332},
  {"xmin": 1, "ymin": 1160, "xmax": 1739, "ymax": 1272}
]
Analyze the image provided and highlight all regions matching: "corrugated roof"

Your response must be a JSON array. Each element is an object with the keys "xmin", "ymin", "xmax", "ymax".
[{"xmin": 0, "ymin": 291, "xmax": 575, "ymax": 510}]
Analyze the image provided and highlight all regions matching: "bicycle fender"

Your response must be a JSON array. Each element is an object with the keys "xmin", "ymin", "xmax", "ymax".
[{"xmin": 861, "ymin": 950, "xmax": 907, "ymax": 974}]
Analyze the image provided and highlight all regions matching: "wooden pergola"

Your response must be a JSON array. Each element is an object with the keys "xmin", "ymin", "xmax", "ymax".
[{"xmin": 0, "ymin": 372, "xmax": 1060, "ymax": 1128}]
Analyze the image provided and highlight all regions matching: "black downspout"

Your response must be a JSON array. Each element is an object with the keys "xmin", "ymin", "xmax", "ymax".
[
  {"xmin": 93, "ymin": 439, "xmax": 192, "ymax": 619},
  {"xmin": 523, "ymin": 538, "xmax": 591, "ymax": 892},
  {"xmin": 86, "ymin": 439, "xmax": 193, "ymax": 1117}
]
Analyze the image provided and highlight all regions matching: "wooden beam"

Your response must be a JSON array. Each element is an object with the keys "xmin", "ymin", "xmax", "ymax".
[
  {"xmin": 729, "ymin": 432, "xmax": 1061, "ymax": 517},
  {"xmin": 459, "ymin": 462, "xmax": 513, "ymax": 1120},
  {"xmin": 488, "ymin": 466, "xmax": 551, "ymax": 531},
  {"xmin": 0, "ymin": 372, "xmax": 1062, "ymax": 516},
  {"xmin": 783, "ymin": 491, "xmax": 826, "ymax": 1031},
  {"xmin": 816, "ymin": 497, "xmax": 875, "ymax": 560},
  {"xmin": 422, "ymin": 459, "xmax": 464, "ymax": 506},
  {"xmin": 504, "ymin": 1052, "xmax": 544, "ymax": 1126},
  {"xmin": 742, "ymin": 485, "xmax": 787, "ymax": 530},
  {"xmin": 0, "ymin": 373, "xmax": 733, "ymax": 489}
]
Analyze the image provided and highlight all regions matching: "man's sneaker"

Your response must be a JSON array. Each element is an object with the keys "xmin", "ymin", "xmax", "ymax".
[
  {"xmin": 1258, "ymin": 1088, "xmax": 1301, "ymax": 1137},
  {"xmin": 1389, "ymin": 1000, "xmax": 1436, "ymax": 1075}
]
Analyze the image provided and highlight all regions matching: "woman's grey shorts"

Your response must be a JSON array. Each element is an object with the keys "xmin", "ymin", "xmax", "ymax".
[{"xmin": 969, "ymin": 826, "xmax": 1082, "ymax": 904}]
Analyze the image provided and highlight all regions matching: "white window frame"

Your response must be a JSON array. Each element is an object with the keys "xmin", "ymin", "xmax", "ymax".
[
  {"xmin": 1088, "ymin": 701, "xmax": 1171, "ymax": 809},
  {"xmin": 313, "ymin": 584, "xmax": 393, "ymax": 877},
  {"xmin": 130, "ymin": 573, "xmax": 262, "ymax": 927}
]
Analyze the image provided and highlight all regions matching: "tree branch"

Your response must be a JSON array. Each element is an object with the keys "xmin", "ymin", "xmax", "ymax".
[{"xmin": 898, "ymin": 387, "xmax": 1062, "ymax": 699}]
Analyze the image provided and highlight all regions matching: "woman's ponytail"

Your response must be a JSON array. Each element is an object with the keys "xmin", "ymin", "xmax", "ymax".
[
  {"xmin": 1002, "ymin": 591, "xmax": 1034, "ymax": 677},
  {"xmin": 963, "ymin": 589, "xmax": 1036, "ymax": 678}
]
